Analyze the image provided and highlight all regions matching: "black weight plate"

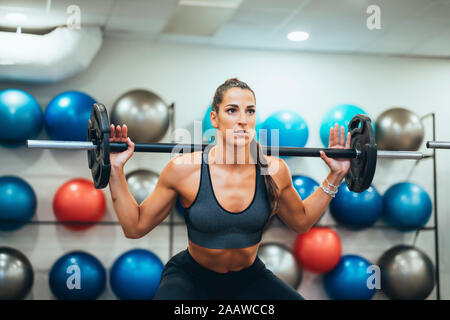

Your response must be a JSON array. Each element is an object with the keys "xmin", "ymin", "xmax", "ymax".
[
  {"xmin": 87, "ymin": 103, "xmax": 111, "ymax": 189},
  {"xmin": 345, "ymin": 114, "xmax": 377, "ymax": 193}
]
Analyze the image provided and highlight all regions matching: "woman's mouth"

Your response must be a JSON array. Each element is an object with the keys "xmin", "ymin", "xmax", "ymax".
[{"xmin": 233, "ymin": 130, "xmax": 248, "ymax": 136}]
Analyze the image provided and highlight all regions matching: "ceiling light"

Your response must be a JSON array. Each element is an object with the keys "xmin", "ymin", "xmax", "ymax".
[
  {"xmin": 5, "ymin": 13, "xmax": 27, "ymax": 23},
  {"xmin": 287, "ymin": 31, "xmax": 309, "ymax": 42}
]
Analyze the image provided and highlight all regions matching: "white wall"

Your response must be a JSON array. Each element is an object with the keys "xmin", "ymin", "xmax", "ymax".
[{"xmin": 1, "ymin": 34, "xmax": 449, "ymax": 299}]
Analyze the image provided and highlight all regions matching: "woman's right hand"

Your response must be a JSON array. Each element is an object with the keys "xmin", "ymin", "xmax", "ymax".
[{"xmin": 110, "ymin": 124, "xmax": 135, "ymax": 168}]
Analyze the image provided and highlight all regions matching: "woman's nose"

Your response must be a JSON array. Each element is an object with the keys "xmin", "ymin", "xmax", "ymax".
[{"xmin": 238, "ymin": 111, "xmax": 248, "ymax": 123}]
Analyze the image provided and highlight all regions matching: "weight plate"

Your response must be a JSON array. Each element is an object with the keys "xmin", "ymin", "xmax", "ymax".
[
  {"xmin": 87, "ymin": 103, "xmax": 111, "ymax": 189},
  {"xmin": 345, "ymin": 114, "xmax": 377, "ymax": 193}
]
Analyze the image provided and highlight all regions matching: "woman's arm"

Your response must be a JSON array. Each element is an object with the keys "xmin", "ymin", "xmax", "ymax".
[
  {"xmin": 272, "ymin": 123, "xmax": 350, "ymax": 233},
  {"xmin": 109, "ymin": 165, "xmax": 141, "ymax": 238},
  {"xmin": 110, "ymin": 157, "xmax": 183, "ymax": 239},
  {"xmin": 273, "ymin": 160, "xmax": 346, "ymax": 234},
  {"xmin": 107, "ymin": 123, "xmax": 181, "ymax": 239}
]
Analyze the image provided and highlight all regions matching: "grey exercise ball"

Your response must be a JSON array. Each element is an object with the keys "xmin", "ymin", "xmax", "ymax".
[
  {"xmin": 375, "ymin": 107, "xmax": 424, "ymax": 151},
  {"xmin": 257, "ymin": 243, "xmax": 302, "ymax": 289},
  {"xmin": 126, "ymin": 169, "xmax": 159, "ymax": 205},
  {"xmin": 378, "ymin": 245, "xmax": 435, "ymax": 300},
  {"xmin": 0, "ymin": 247, "xmax": 34, "ymax": 300},
  {"xmin": 111, "ymin": 89, "xmax": 170, "ymax": 143}
]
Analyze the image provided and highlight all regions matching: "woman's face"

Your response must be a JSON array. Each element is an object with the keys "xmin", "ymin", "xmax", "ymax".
[{"xmin": 211, "ymin": 87, "xmax": 257, "ymax": 148}]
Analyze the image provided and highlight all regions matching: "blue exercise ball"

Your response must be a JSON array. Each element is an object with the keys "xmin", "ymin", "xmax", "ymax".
[
  {"xmin": 382, "ymin": 182, "xmax": 432, "ymax": 231},
  {"xmin": 0, "ymin": 176, "xmax": 37, "ymax": 231},
  {"xmin": 292, "ymin": 175, "xmax": 319, "ymax": 200},
  {"xmin": 330, "ymin": 184, "xmax": 383, "ymax": 229},
  {"xmin": 324, "ymin": 254, "xmax": 376, "ymax": 300},
  {"xmin": 320, "ymin": 104, "xmax": 370, "ymax": 147},
  {"xmin": 49, "ymin": 251, "xmax": 106, "ymax": 300},
  {"xmin": 45, "ymin": 91, "xmax": 96, "ymax": 141},
  {"xmin": 260, "ymin": 110, "xmax": 308, "ymax": 148},
  {"xmin": 110, "ymin": 249, "xmax": 164, "ymax": 300},
  {"xmin": 0, "ymin": 89, "xmax": 43, "ymax": 145},
  {"xmin": 202, "ymin": 105, "xmax": 262, "ymax": 143}
]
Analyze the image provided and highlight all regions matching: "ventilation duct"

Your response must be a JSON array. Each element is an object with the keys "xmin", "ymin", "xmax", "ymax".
[{"xmin": 0, "ymin": 26, "xmax": 102, "ymax": 83}]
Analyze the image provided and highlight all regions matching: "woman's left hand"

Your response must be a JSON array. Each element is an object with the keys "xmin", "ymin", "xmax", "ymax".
[{"xmin": 319, "ymin": 123, "xmax": 351, "ymax": 177}]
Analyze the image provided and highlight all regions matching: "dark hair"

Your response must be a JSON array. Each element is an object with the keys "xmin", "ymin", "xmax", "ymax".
[{"xmin": 212, "ymin": 78, "xmax": 280, "ymax": 215}]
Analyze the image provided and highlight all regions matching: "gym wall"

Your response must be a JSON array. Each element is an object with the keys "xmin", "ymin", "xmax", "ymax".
[{"xmin": 0, "ymin": 34, "xmax": 448, "ymax": 299}]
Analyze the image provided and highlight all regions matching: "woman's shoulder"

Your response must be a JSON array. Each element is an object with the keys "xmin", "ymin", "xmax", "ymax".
[
  {"xmin": 158, "ymin": 151, "xmax": 202, "ymax": 187},
  {"xmin": 264, "ymin": 155, "xmax": 291, "ymax": 188},
  {"xmin": 168, "ymin": 151, "xmax": 203, "ymax": 173}
]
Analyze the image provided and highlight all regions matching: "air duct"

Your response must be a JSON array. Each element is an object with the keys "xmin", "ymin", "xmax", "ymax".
[{"xmin": 0, "ymin": 26, "xmax": 102, "ymax": 83}]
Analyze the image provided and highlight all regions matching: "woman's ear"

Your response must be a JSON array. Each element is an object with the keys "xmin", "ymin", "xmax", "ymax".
[{"xmin": 210, "ymin": 110, "xmax": 218, "ymax": 129}]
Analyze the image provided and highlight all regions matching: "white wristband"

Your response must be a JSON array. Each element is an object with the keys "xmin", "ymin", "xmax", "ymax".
[
  {"xmin": 326, "ymin": 178, "xmax": 339, "ymax": 191},
  {"xmin": 320, "ymin": 182, "xmax": 337, "ymax": 198}
]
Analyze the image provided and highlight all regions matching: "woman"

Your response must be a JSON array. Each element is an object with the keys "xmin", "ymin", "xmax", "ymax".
[{"xmin": 108, "ymin": 78, "xmax": 351, "ymax": 300}]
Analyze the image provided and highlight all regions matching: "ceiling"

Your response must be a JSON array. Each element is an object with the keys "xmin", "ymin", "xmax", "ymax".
[{"xmin": 1, "ymin": 0, "xmax": 450, "ymax": 58}]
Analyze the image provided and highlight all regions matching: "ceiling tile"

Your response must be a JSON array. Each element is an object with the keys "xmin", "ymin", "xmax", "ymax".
[
  {"xmin": 410, "ymin": 29, "xmax": 450, "ymax": 56},
  {"xmin": 357, "ymin": 17, "xmax": 450, "ymax": 55},
  {"xmin": 238, "ymin": 0, "xmax": 308, "ymax": 13},
  {"xmin": 301, "ymin": 0, "xmax": 374, "ymax": 16},
  {"xmin": 229, "ymin": 9, "xmax": 290, "ymax": 28},
  {"xmin": 106, "ymin": 0, "xmax": 178, "ymax": 34},
  {"xmin": 108, "ymin": 0, "xmax": 178, "ymax": 20}
]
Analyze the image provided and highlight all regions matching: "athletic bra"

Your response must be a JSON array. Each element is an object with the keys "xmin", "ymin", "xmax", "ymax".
[{"xmin": 182, "ymin": 148, "xmax": 272, "ymax": 249}]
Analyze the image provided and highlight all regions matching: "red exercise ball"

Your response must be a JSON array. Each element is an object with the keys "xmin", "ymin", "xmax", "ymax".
[
  {"xmin": 53, "ymin": 178, "xmax": 106, "ymax": 230},
  {"xmin": 294, "ymin": 227, "xmax": 342, "ymax": 274}
]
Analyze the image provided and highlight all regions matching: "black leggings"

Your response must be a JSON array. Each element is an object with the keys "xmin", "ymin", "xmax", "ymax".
[{"xmin": 153, "ymin": 248, "xmax": 304, "ymax": 300}]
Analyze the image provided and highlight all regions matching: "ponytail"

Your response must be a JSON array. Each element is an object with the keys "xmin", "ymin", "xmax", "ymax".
[{"xmin": 250, "ymin": 139, "xmax": 280, "ymax": 216}]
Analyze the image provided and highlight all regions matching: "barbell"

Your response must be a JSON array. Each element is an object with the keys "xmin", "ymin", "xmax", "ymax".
[
  {"xmin": 426, "ymin": 141, "xmax": 450, "ymax": 149},
  {"xmin": 27, "ymin": 103, "xmax": 432, "ymax": 192}
]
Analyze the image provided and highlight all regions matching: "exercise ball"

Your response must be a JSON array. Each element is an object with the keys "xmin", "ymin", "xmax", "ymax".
[
  {"xmin": 378, "ymin": 245, "xmax": 435, "ymax": 300},
  {"xmin": 0, "ymin": 176, "xmax": 37, "ymax": 231},
  {"xmin": 320, "ymin": 104, "xmax": 369, "ymax": 147},
  {"xmin": 202, "ymin": 104, "xmax": 262, "ymax": 143},
  {"xmin": 0, "ymin": 89, "xmax": 43, "ymax": 144},
  {"xmin": 330, "ymin": 184, "xmax": 382, "ymax": 229},
  {"xmin": 257, "ymin": 243, "xmax": 302, "ymax": 289},
  {"xmin": 53, "ymin": 178, "xmax": 106, "ymax": 231},
  {"xmin": 0, "ymin": 247, "xmax": 34, "ymax": 299},
  {"xmin": 260, "ymin": 110, "xmax": 308, "ymax": 148},
  {"xmin": 49, "ymin": 251, "xmax": 106, "ymax": 300},
  {"xmin": 324, "ymin": 254, "xmax": 376, "ymax": 300},
  {"xmin": 292, "ymin": 175, "xmax": 319, "ymax": 200},
  {"xmin": 294, "ymin": 227, "xmax": 342, "ymax": 274},
  {"xmin": 375, "ymin": 107, "xmax": 424, "ymax": 151},
  {"xmin": 126, "ymin": 169, "xmax": 159, "ymax": 205},
  {"xmin": 111, "ymin": 89, "xmax": 170, "ymax": 143},
  {"xmin": 45, "ymin": 90, "xmax": 96, "ymax": 141},
  {"xmin": 382, "ymin": 182, "xmax": 432, "ymax": 231},
  {"xmin": 110, "ymin": 249, "xmax": 164, "ymax": 300}
]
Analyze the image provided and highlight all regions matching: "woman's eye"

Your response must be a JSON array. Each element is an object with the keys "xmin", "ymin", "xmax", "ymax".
[
  {"xmin": 248, "ymin": 109, "xmax": 255, "ymax": 114},
  {"xmin": 227, "ymin": 109, "xmax": 235, "ymax": 113}
]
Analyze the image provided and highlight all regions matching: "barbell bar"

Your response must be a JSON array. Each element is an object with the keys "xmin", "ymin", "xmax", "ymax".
[
  {"xmin": 26, "ymin": 139, "xmax": 425, "ymax": 160},
  {"xmin": 25, "ymin": 103, "xmax": 429, "ymax": 192},
  {"xmin": 426, "ymin": 141, "xmax": 450, "ymax": 149}
]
